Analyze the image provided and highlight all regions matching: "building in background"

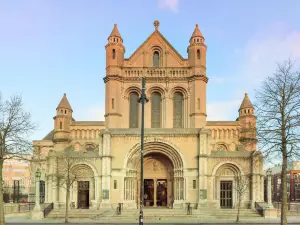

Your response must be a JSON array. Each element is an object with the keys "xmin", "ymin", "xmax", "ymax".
[
  {"xmin": 265, "ymin": 161, "xmax": 300, "ymax": 202},
  {"xmin": 2, "ymin": 157, "xmax": 31, "ymax": 203}
]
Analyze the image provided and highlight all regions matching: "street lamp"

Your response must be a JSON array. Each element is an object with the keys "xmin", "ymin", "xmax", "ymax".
[
  {"xmin": 34, "ymin": 168, "xmax": 41, "ymax": 209},
  {"xmin": 138, "ymin": 77, "xmax": 148, "ymax": 225},
  {"xmin": 31, "ymin": 167, "xmax": 44, "ymax": 220}
]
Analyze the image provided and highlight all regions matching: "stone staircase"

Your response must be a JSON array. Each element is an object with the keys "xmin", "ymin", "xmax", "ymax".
[{"xmin": 47, "ymin": 207, "xmax": 262, "ymax": 220}]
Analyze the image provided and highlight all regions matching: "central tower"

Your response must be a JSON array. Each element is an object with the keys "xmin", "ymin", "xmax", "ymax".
[{"xmin": 104, "ymin": 21, "xmax": 208, "ymax": 128}]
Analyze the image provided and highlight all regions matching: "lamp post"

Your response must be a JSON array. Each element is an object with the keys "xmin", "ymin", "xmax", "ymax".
[
  {"xmin": 34, "ymin": 168, "xmax": 41, "ymax": 210},
  {"xmin": 138, "ymin": 77, "xmax": 148, "ymax": 225},
  {"xmin": 266, "ymin": 168, "xmax": 273, "ymax": 208}
]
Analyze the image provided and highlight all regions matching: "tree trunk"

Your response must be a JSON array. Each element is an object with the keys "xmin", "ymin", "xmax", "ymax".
[
  {"xmin": 0, "ymin": 159, "xmax": 5, "ymax": 225},
  {"xmin": 65, "ymin": 187, "xmax": 70, "ymax": 224},
  {"xmin": 281, "ymin": 151, "xmax": 288, "ymax": 225},
  {"xmin": 236, "ymin": 197, "xmax": 241, "ymax": 222}
]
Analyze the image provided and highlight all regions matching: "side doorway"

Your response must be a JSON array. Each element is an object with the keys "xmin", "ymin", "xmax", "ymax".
[
  {"xmin": 77, "ymin": 181, "xmax": 89, "ymax": 209},
  {"xmin": 220, "ymin": 181, "xmax": 233, "ymax": 208}
]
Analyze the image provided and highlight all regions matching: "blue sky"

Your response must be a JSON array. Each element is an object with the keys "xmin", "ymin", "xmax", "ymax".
[{"xmin": 1, "ymin": 0, "xmax": 300, "ymax": 140}]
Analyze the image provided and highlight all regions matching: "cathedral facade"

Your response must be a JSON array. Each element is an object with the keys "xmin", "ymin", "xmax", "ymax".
[{"xmin": 32, "ymin": 21, "xmax": 264, "ymax": 210}]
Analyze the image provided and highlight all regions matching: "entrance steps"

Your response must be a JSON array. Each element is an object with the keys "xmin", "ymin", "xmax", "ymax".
[{"xmin": 47, "ymin": 208, "xmax": 262, "ymax": 220}]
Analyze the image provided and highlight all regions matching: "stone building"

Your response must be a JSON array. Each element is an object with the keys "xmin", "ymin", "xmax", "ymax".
[{"xmin": 32, "ymin": 21, "xmax": 264, "ymax": 210}]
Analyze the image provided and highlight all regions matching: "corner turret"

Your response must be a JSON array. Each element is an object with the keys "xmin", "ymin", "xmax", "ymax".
[
  {"xmin": 187, "ymin": 24, "xmax": 207, "ymax": 76},
  {"xmin": 53, "ymin": 93, "xmax": 73, "ymax": 149},
  {"xmin": 238, "ymin": 93, "xmax": 257, "ymax": 150},
  {"xmin": 104, "ymin": 24, "xmax": 125, "ymax": 128},
  {"xmin": 105, "ymin": 24, "xmax": 125, "ymax": 75},
  {"xmin": 188, "ymin": 24, "xmax": 208, "ymax": 128}
]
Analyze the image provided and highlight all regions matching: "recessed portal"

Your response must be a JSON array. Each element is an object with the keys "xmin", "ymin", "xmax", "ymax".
[
  {"xmin": 77, "ymin": 181, "xmax": 89, "ymax": 209},
  {"xmin": 220, "ymin": 181, "xmax": 232, "ymax": 208}
]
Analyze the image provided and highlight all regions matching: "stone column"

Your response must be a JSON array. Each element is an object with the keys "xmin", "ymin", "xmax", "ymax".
[
  {"xmin": 31, "ymin": 175, "xmax": 43, "ymax": 220},
  {"xmin": 100, "ymin": 130, "xmax": 112, "ymax": 208},
  {"xmin": 198, "ymin": 132, "xmax": 208, "ymax": 207}
]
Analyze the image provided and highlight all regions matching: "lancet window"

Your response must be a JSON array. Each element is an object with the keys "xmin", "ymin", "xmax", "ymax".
[
  {"xmin": 129, "ymin": 92, "xmax": 139, "ymax": 128},
  {"xmin": 153, "ymin": 51, "xmax": 160, "ymax": 67},
  {"xmin": 151, "ymin": 92, "xmax": 162, "ymax": 128},
  {"xmin": 173, "ymin": 92, "xmax": 184, "ymax": 128}
]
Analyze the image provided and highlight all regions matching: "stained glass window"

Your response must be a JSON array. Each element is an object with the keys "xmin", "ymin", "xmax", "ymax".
[
  {"xmin": 153, "ymin": 51, "xmax": 160, "ymax": 67},
  {"xmin": 129, "ymin": 92, "xmax": 139, "ymax": 128},
  {"xmin": 151, "ymin": 92, "xmax": 161, "ymax": 128},
  {"xmin": 173, "ymin": 92, "xmax": 183, "ymax": 128}
]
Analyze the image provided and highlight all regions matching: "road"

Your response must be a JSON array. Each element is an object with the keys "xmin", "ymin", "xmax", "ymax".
[{"xmin": 6, "ymin": 223, "xmax": 300, "ymax": 225}]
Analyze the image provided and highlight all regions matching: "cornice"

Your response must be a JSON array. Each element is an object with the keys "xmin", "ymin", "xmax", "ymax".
[{"xmin": 100, "ymin": 128, "xmax": 206, "ymax": 136}]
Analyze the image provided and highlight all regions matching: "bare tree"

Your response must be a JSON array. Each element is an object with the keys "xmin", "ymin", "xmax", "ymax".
[
  {"xmin": 255, "ymin": 59, "xmax": 300, "ymax": 225},
  {"xmin": 0, "ymin": 93, "xmax": 36, "ymax": 225},
  {"xmin": 50, "ymin": 146, "xmax": 86, "ymax": 224},
  {"xmin": 234, "ymin": 175, "xmax": 250, "ymax": 222}
]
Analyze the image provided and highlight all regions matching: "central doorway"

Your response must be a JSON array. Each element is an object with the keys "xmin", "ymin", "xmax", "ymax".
[
  {"xmin": 77, "ymin": 181, "xmax": 89, "ymax": 209},
  {"xmin": 220, "ymin": 181, "xmax": 232, "ymax": 208},
  {"xmin": 140, "ymin": 153, "xmax": 173, "ymax": 208}
]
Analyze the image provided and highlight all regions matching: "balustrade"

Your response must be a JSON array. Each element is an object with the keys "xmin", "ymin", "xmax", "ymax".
[{"xmin": 123, "ymin": 68, "xmax": 190, "ymax": 78}]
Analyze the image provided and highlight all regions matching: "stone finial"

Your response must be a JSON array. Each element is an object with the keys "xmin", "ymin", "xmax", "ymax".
[{"xmin": 154, "ymin": 20, "xmax": 160, "ymax": 31}]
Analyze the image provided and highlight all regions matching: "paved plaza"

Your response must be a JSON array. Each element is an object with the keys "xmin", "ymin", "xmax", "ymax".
[{"xmin": 5, "ymin": 216, "xmax": 300, "ymax": 224}]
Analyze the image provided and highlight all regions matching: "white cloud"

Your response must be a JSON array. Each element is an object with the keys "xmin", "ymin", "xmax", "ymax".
[
  {"xmin": 207, "ymin": 100, "xmax": 241, "ymax": 121},
  {"xmin": 75, "ymin": 106, "xmax": 105, "ymax": 121},
  {"xmin": 157, "ymin": 0, "xmax": 179, "ymax": 13},
  {"xmin": 206, "ymin": 23, "xmax": 300, "ymax": 121},
  {"xmin": 237, "ymin": 24, "xmax": 300, "ymax": 86}
]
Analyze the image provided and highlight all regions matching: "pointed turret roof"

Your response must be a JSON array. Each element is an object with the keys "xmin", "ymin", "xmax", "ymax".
[
  {"xmin": 239, "ymin": 93, "xmax": 254, "ymax": 110},
  {"xmin": 56, "ymin": 93, "xmax": 73, "ymax": 111},
  {"xmin": 190, "ymin": 24, "xmax": 204, "ymax": 40},
  {"xmin": 108, "ymin": 24, "xmax": 122, "ymax": 40}
]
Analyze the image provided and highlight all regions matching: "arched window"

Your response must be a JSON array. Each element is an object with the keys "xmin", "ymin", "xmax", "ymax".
[
  {"xmin": 151, "ymin": 92, "xmax": 162, "ymax": 128},
  {"xmin": 129, "ymin": 92, "xmax": 139, "ymax": 128},
  {"xmin": 197, "ymin": 49, "xmax": 200, "ymax": 59},
  {"xmin": 112, "ymin": 49, "xmax": 116, "ymax": 59},
  {"xmin": 173, "ymin": 92, "xmax": 184, "ymax": 128},
  {"xmin": 59, "ymin": 121, "xmax": 63, "ymax": 129},
  {"xmin": 153, "ymin": 51, "xmax": 160, "ymax": 67}
]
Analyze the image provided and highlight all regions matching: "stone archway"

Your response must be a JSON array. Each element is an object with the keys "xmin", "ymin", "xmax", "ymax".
[
  {"xmin": 124, "ymin": 141, "xmax": 184, "ymax": 208},
  {"xmin": 213, "ymin": 163, "xmax": 244, "ymax": 209},
  {"xmin": 70, "ymin": 164, "xmax": 95, "ymax": 209}
]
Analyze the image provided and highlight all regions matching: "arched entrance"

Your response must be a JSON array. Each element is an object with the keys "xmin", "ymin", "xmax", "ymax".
[
  {"xmin": 124, "ymin": 141, "xmax": 184, "ymax": 208},
  {"xmin": 142, "ymin": 153, "xmax": 173, "ymax": 207},
  {"xmin": 70, "ymin": 164, "xmax": 95, "ymax": 209},
  {"xmin": 213, "ymin": 163, "xmax": 244, "ymax": 209}
]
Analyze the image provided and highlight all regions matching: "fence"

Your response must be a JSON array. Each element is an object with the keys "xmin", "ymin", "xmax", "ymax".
[
  {"xmin": 4, "ymin": 202, "xmax": 35, "ymax": 214},
  {"xmin": 273, "ymin": 202, "xmax": 300, "ymax": 213},
  {"xmin": 3, "ymin": 178, "xmax": 45, "ymax": 204}
]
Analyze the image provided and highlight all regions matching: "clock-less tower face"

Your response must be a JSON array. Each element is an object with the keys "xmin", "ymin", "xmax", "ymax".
[{"xmin": 104, "ymin": 21, "xmax": 208, "ymax": 129}]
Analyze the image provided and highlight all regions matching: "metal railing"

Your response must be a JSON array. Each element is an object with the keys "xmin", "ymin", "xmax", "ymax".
[
  {"xmin": 4, "ymin": 202, "xmax": 35, "ymax": 214},
  {"xmin": 43, "ymin": 203, "xmax": 54, "ymax": 218},
  {"xmin": 254, "ymin": 202, "xmax": 264, "ymax": 216}
]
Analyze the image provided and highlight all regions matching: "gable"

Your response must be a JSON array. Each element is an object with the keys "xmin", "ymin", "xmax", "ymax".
[{"xmin": 124, "ymin": 31, "xmax": 187, "ymax": 67}]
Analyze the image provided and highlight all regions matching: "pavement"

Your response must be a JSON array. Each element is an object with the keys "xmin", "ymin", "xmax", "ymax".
[{"xmin": 4, "ymin": 216, "xmax": 300, "ymax": 224}]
